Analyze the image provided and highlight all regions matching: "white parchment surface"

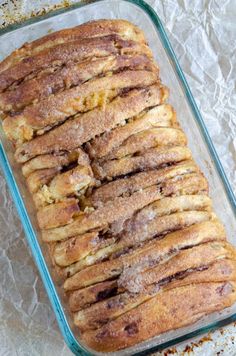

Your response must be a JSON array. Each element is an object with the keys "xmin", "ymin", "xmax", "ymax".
[{"xmin": 0, "ymin": 0, "xmax": 235, "ymax": 355}]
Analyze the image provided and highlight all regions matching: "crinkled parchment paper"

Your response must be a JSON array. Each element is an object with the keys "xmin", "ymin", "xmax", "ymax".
[{"xmin": 0, "ymin": 0, "xmax": 235, "ymax": 355}]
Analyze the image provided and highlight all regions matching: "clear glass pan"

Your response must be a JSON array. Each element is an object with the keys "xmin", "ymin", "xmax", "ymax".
[{"xmin": 0, "ymin": 0, "xmax": 236, "ymax": 355}]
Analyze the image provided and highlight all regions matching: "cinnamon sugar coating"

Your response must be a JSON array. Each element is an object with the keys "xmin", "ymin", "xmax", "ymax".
[{"xmin": 1, "ymin": 19, "xmax": 236, "ymax": 353}]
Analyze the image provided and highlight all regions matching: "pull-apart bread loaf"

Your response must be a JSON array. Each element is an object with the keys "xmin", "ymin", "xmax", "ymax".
[{"xmin": 1, "ymin": 19, "xmax": 236, "ymax": 352}]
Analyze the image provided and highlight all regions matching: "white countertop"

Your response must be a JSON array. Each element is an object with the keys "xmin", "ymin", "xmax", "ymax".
[{"xmin": 0, "ymin": 0, "xmax": 235, "ymax": 355}]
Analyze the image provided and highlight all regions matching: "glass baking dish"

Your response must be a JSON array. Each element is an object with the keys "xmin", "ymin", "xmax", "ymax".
[{"xmin": 0, "ymin": 0, "xmax": 236, "ymax": 354}]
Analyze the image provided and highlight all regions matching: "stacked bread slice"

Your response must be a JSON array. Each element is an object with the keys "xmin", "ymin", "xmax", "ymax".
[{"xmin": 1, "ymin": 19, "xmax": 236, "ymax": 352}]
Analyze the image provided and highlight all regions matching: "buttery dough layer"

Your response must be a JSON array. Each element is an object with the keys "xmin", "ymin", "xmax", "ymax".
[
  {"xmin": 92, "ymin": 146, "xmax": 192, "ymax": 180},
  {"xmin": 53, "ymin": 231, "xmax": 107, "ymax": 269},
  {"xmin": 63, "ymin": 219, "xmax": 226, "ymax": 291},
  {"xmin": 57, "ymin": 210, "xmax": 213, "ymax": 275},
  {"xmin": 3, "ymin": 69, "xmax": 158, "ymax": 143},
  {"xmin": 33, "ymin": 164, "xmax": 94, "ymax": 208},
  {"xmin": 37, "ymin": 165, "xmax": 203, "ymax": 229},
  {"xmin": 90, "ymin": 160, "xmax": 199, "ymax": 207},
  {"xmin": 69, "ymin": 251, "xmax": 236, "ymax": 313},
  {"xmin": 22, "ymin": 148, "xmax": 87, "ymax": 177},
  {"xmin": 164, "ymin": 259, "xmax": 236, "ymax": 291},
  {"xmin": 52, "ymin": 195, "xmax": 211, "ymax": 253},
  {"xmin": 53, "ymin": 194, "xmax": 212, "ymax": 267},
  {"xmin": 124, "ymin": 194, "xmax": 212, "ymax": 229},
  {"xmin": 0, "ymin": 54, "xmax": 156, "ymax": 112},
  {"xmin": 86, "ymin": 104, "xmax": 178, "ymax": 159},
  {"xmin": 54, "ymin": 194, "xmax": 211, "ymax": 264},
  {"xmin": 0, "ymin": 35, "xmax": 152, "ymax": 93},
  {"xmin": 42, "ymin": 172, "xmax": 208, "ymax": 242},
  {"xmin": 130, "ymin": 242, "xmax": 236, "ymax": 292},
  {"xmin": 26, "ymin": 167, "xmax": 60, "ymax": 194},
  {"xmin": 53, "ymin": 195, "xmax": 211, "ymax": 266},
  {"xmin": 42, "ymin": 185, "xmax": 162, "ymax": 242},
  {"xmin": 107, "ymin": 209, "xmax": 212, "ymax": 254},
  {"xmin": 102, "ymin": 127, "xmax": 187, "ymax": 161},
  {"xmin": 68, "ymin": 280, "xmax": 119, "ymax": 312},
  {"xmin": 15, "ymin": 84, "xmax": 168, "ymax": 163},
  {"xmin": 37, "ymin": 198, "xmax": 80, "ymax": 230},
  {"xmin": 0, "ymin": 20, "xmax": 146, "ymax": 74},
  {"xmin": 74, "ymin": 243, "xmax": 236, "ymax": 332},
  {"xmin": 82, "ymin": 281, "xmax": 236, "ymax": 352},
  {"xmin": 53, "ymin": 231, "xmax": 111, "ymax": 268},
  {"xmin": 64, "ymin": 211, "xmax": 213, "ymax": 278},
  {"xmin": 1, "ymin": 19, "xmax": 235, "ymax": 354}
]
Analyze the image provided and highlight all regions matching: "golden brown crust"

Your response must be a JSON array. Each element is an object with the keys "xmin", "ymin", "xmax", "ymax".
[
  {"xmin": 0, "ymin": 54, "xmax": 157, "ymax": 112},
  {"xmin": 73, "ymin": 241, "xmax": 236, "ymax": 332},
  {"xmin": 69, "ymin": 258, "xmax": 236, "ymax": 314},
  {"xmin": 0, "ymin": 35, "xmax": 152, "ymax": 93},
  {"xmin": 4, "ymin": 70, "xmax": 158, "ymax": 144},
  {"xmin": 100, "ymin": 127, "xmax": 187, "ymax": 161},
  {"xmin": 86, "ymin": 104, "xmax": 178, "ymax": 159},
  {"xmin": 26, "ymin": 167, "xmax": 60, "ymax": 194},
  {"xmin": 131, "ymin": 242, "xmax": 236, "ymax": 293},
  {"xmin": 53, "ymin": 231, "xmax": 102, "ymax": 268},
  {"xmin": 165, "ymin": 259, "xmax": 236, "ymax": 290},
  {"xmin": 15, "ymin": 84, "xmax": 168, "ymax": 163},
  {"xmin": 126, "ymin": 194, "xmax": 212, "ymax": 223},
  {"xmin": 33, "ymin": 164, "xmax": 94, "ymax": 209},
  {"xmin": 37, "ymin": 198, "xmax": 80, "ymax": 230},
  {"xmin": 53, "ymin": 195, "xmax": 212, "ymax": 268},
  {"xmin": 68, "ymin": 279, "xmax": 118, "ymax": 312},
  {"xmin": 22, "ymin": 149, "xmax": 86, "ymax": 177},
  {"xmin": 42, "ymin": 185, "xmax": 162, "ymax": 242},
  {"xmin": 0, "ymin": 20, "xmax": 147, "ymax": 74},
  {"xmin": 63, "ymin": 210, "xmax": 213, "ymax": 278},
  {"xmin": 63, "ymin": 219, "xmax": 226, "ymax": 291},
  {"xmin": 90, "ymin": 160, "xmax": 199, "ymax": 206},
  {"xmin": 82, "ymin": 282, "xmax": 236, "ymax": 352},
  {"xmin": 92, "ymin": 146, "xmax": 192, "ymax": 180},
  {"xmin": 67, "ymin": 205, "xmax": 212, "ymax": 270},
  {"xmin": 42, "ymin": 172, "xmax": 208, "ymax": 243}
]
